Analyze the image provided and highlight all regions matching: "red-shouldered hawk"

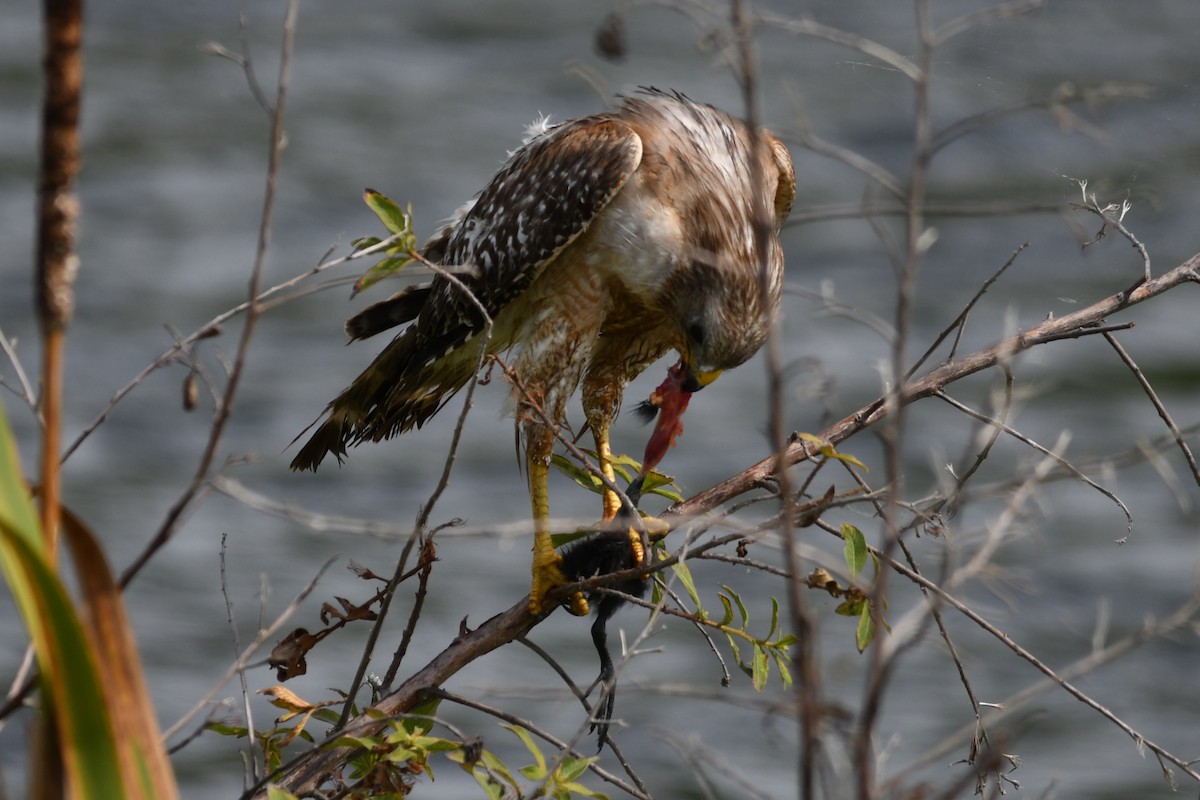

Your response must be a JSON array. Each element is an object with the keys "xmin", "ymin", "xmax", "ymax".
[{"xmin": 292, "ymin": 88, "xmax": 795, "ymax": 615}]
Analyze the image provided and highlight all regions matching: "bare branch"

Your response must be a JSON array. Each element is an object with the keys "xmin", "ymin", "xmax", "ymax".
[
  {"xmin": 1102, "ymin": 331, "xmax": 1200, "ymax": 487},
  {"xmin": 164, "ymin": 556, "xmax": 336, "ymax": 743},
  {"xmin": 675, "ymin": 252, "xmax": 1200, "ymax": 518},
  {"xmin": 119, "ymin": 0, "xmax": 300, "ymax": 588}
]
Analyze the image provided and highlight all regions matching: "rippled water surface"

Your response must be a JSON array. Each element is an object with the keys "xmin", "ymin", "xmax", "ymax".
[{"xmin": 2, "ymin": 1, "xmax": 1199, "ymax": 797}]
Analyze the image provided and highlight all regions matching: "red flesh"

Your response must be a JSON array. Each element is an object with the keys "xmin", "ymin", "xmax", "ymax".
[{"xmin": 640, "ymin": 360, "xmax": 693, "ymax": 476}]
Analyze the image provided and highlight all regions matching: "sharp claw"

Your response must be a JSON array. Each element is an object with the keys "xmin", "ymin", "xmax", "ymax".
[{"xmin": 530, "ymin": 554, "xmax": 590, "ymax": 616}]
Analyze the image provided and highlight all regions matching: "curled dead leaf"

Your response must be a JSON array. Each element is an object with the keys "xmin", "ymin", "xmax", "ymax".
[{"xmin": 268, "ymin": 627, "xmax": 317, "ymax": 681}]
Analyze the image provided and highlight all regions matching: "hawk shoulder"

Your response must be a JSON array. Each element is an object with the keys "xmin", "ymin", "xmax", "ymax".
[{"xmin": 410, "ymin": 117, "xmax": 644, "ymax": 366}]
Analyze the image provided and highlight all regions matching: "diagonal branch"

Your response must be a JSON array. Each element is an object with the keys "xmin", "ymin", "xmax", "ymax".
[
  {"xmin": 262, "ymin": 249, "xmax": 1200, "ymax": 794},
  {"xmin": 675, "ymin": 251, "xmax": 1200, "ymax": 518}
]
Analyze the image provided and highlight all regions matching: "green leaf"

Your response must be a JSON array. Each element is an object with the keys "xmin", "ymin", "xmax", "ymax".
[
  {"xmin": 364, "ymin": 188, "xmax": 410, "ymax": 235},
  {"xmin": 552, "ymin": 453, "xmax": 603, "ymax": 495},
  {"xmin": 561, "ymin": 781, "xmax": 610, "ymax": 800},
  {"xmin": 504, "ymin": 724, "xmax": 547, "ymax": 778},
  {"xmin": 351, "ymin": 235, "xmax": 383, "ymax": 252},
  {"xmin": 637, "ymin": 469, "xmax": 684, "ymax": 502},
  {"xmin": 556, "ymin": 755, "xmax": 595, "ymax": 782},
  {"xmin": 841, "ymin": 523, "xmax": 868, "ymax": 579},
  {"xmin": 724, "ymin": 632, "xmax": 745, "ymax": 670},
  {"xmin": 471, "ymin": 771, "xmax": 505, "ymax": 800},
  {"xmin": 834, "ymin": 598, "xmax": 864, "ymax": 617},
  {"xmin": 672, "ymin": 560, "xmax": 701, "ymax": 608},
  {"xmin": 796, "ymin": 433, "xmax": 867, "ymax": 471},
  {"xmin": 267, "ymin": 786, "xmax": 302, "ymax": 800},
  {"xmin": 751, "ymin": 644, "xmax": 769, "ymax": 692},
  {"xmin": 768, "ymin": 596, "xmax": 781, "ymax": 640},
  {"xmin": 716, "ymin": 593, "xmax": 735, "ymax": 626},
  {"xmin": 772, "ymin": 649, "xmax": 794, "ymax": 691},
  {"xmin": 856, "ymin": 604, "xmax": 875, "ymax": 652},
  {"xmin": 205, "ymin": 721, "xmax": 248, "ymax": 738},
  {"xmin": 352, "ymin": 255, "xmax": 416, "ymax": 297},
  {"xmin": 479, "ymin": 749, "xmax": 522, "ymax": 794},
  {"xmin": 721, "ymin": 584, "xmax": 749, "ymax": 628}
]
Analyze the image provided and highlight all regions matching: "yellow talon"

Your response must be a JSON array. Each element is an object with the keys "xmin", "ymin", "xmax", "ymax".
[
  {"xmin": 625, "ymin": 515, "xmax": 670, "ymax": 570},
  {"xmin": 530, "ymin": 542, "xmax": 589, "ymax": 616},
  {"xmin": 528, "ymin": 443, "xmax": 589, "ymax": 616}
]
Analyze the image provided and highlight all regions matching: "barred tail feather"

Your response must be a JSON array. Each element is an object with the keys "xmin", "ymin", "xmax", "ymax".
[{"xmin": 289, "ymin": 328, "xmax": 483, "ymax": 471}]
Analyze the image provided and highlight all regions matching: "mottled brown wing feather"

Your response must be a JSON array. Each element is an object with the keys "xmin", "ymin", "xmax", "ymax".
[
  {"xmin": 344, "ymin": 284, "xmax": 432, "ymax": 341},
  {"xmin": 291, "ymin": 116, "xmax": 643, "ymax": 471},
  {"xmin": 411, "ymin": 116, "xmax": 643, "ymax": 365}
]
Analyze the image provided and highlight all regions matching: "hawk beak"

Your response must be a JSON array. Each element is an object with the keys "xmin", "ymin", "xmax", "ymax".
[{"xmin": 682, "ymin": 366, "xmax": 722, "ymax": 393}]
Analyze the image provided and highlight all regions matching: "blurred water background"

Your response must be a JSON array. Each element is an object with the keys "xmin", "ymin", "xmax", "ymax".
[{"xmin": 2, "ymin": 1, "xmax": 1199, "ymax": 797}]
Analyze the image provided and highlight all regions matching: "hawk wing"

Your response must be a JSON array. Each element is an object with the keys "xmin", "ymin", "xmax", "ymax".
[{"xmin": 291, "ymin": 116, "xmax": 644, "ymax": 470}]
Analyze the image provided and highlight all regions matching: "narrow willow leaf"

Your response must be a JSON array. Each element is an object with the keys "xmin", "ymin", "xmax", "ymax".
[
  {"xmin": 479, "ymin": 749, "xmax": 522, "ymax": 793},
  {"xmin": 473, "ymin": 772, "xmax": 505, "ymax": 800},
  {"xmin": 672, "ymin": 560, "xmax": 701, "ymax": 608},
  {"xmin": 557, "ymin": 756, "xmax": 595, "ymax": 782},
  {"xmin": 717, "ymin": 593, "xmax": 735, "ymax": 626},
  {"xmin": 856, "ymin": 605, "xmax": 875, "ymax": 652},
  {"xmin": 551, "ymin": 454, "xmax": 603, "ymax": 494},
  {"xmin": 724, "ymin": 632, "xmax": 745, "ymax": 669},
  {"xmin": 829, "ymin": 450, "xmax": 868, "ymax": 471},
  {"xmin": 796, "ymin": 433, "xmax": 866, "ymax": 470},
  {"xmin": 721, "ymin": 584, "xmax": 749, "ymax": 628},
  {"xmin": 636, "ymin": 469, "xmax": 683, "ymax": 502},
  {"xmin": 768, "ymin": 596, "xmax": 781, "ymax": 640},
  {"xmin": 351, "ymin": 255, "xmax": 415, "ymax": 297},
  {"xmin": 752, "ymin": 644, "xmax": 769, "ymax": 691},
  {"xmin": 350, "ymin": 235, "xmax": 382, "ymax": 252},
  {"xmin": 562, "ymin": 780, "xmax": 610, "ymax": 800},
  {"xmin": 205, "ymin": 722, "xmax": 248, "ymax": 738},
  {"xmin": 772, "ymin": 649, "xmax": 794, "ymax": 690},
  {"xmin": 841, "ymin": 523, "xmax": 868, "ymax": 579},
  {"xmin": 834, "ymin": 598, "xmax": 863, "ymax": 617},
  {"xmin": 503, "ymin": 724, "xmax": 547, "ymax": 776},
  {"xmin": 363, "ymin": 188, "xmax": 410, "ymax": 235}
]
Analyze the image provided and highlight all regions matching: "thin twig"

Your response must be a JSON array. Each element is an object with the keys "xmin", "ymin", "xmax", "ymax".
[
  {"xmin": 219, "ymin": 534, "xmax": 259, "ymax": 787},
  {"xmin": 907, "ymin": 244, "xmax": 1027, "ymax": 379},
  {"xmin": 880, "ymin": 589, "xmax": 1200, "ymax": 790},
  {"xmin": 119, "ymin": 0, "xmax": 299, "ymax": 588},
  {"xmin": 432, "ymin": 688, "xmax": 652, "ymax": 800},
  {"xmin": 163, "ymin": 557, "xmax": 336, "ymax": 743},
  {"xmin": 856, "ymin": 4, "xmax": 934, "ymax": 794},
  {"xmin": 758, "ymin": 10, "xmax": 921, "ymax": 82},
  {"xmin": 1102, "ymin": 331, "xmax": 1200, "ymax": 487},
  {"xmin": 673, "ymin": 252, "xmax": 1200, "ymax": 519},
  {"xmin": 932, "ymin": 0, "xmax": 1045, "ymax": 47},
  {"xmin": 58, "ymin": 228, "xmax": 409, "ymax": 465},
  {"xmin": 338, "ymin": 253, "xmax": 496, "ymax": 726},
  {"xmin": 0, "ymin": 328, "xmax": 40, "ymax": 415},
  {"xmin": 936, "ymin": 389, "xmax": 1134, "ymax": 539}
]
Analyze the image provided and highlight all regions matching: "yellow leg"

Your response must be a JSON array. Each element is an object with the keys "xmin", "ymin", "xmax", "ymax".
[
  {"xmin": 593, "ymin": 421, "xmax": 623, "ymax": 523},
  {"xmin": 592, "ymin": 419, "xmax": 657, "ymax": 568},
  {"xmin": 528, "ymin": 444, "xmax": 589, "ymax": 617}
]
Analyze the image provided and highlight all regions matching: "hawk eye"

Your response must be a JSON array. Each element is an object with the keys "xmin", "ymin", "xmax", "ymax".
[{"xmin": 685, "ymin": 321, "xmax": 706, "ymax": 347}]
